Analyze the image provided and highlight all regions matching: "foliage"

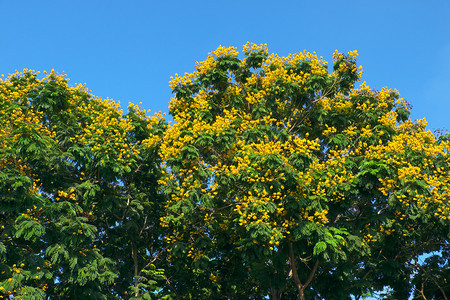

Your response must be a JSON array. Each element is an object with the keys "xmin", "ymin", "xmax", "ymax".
[
  {"xmin": 1, "ymin": 42, "xmax": 449, "ymax": 300},
  {"xmin": 160, "ymin": 43, "xmax": 450, "ymax": 299},
  {"xmin": 0, "ymin": 70, "xmax": 169, "ymax": 299},
  {"xmin": 411, "ymin": 246, "xmax": 450, "ymax": 300}
]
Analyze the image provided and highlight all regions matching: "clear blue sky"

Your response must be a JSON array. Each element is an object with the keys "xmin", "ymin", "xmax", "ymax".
[{"xmin": 1, "ymin": 0, "xmax": 449, "ymax": 131}]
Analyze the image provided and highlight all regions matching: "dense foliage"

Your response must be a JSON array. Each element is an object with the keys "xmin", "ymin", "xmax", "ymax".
[
  {"xmin": 0, "ymin": 70, "xmax": 168, "ymax": 299},
  {"xmin": 1, "ymin": 43, "xmax": 449, "ymax": 299},
  {"xmin": 160, "ymin": 43, "xmax": 449, "ymax": 299}
]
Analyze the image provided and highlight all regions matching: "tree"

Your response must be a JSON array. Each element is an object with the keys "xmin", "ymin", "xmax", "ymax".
[
  {"xmin": 411, "ymin": 245, "xmax": 450, "ymax": 300},
  {"xmin": 159, "ymin": 43, "xmax": 450, "ymax": 299},
  {"xmin": 2, "ymin": 44, "xmax": 449, "ymax": 300},
  {"xmin": 0, "ymin": 70, "xmax": 168, "ymax": 299}
]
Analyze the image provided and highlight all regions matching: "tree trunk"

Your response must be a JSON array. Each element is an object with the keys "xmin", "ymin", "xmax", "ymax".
[
  {"xmin": 288, "ymin": 241, "xmax": 320, "ymax": 300},
  {"xmin": 299, "ymin": 288, "xmax": 305, "ymax": 300},
  {"xmin": 271, "ymin": 288, "xmax": 280, "ymax": 300}
]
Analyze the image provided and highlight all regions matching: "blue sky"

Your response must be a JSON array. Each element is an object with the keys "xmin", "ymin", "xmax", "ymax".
[{"xmin": 1, "ymin": 0, "xmax": 450, "ymax": 131}]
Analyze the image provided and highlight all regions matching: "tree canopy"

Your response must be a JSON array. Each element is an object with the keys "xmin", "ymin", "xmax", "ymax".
[
  {"xmin": 160, "ymin": 43, "xmax": 449, "ymax": 299},
  {"xmin": 0, "ymin": 70, "xmax": 167, "ymax": 299},
  {"xmin": 1, "ymin": 43, "xmax": 449, "ymax": 299}
]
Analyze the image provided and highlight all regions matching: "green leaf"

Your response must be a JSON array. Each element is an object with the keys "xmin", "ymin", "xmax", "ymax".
[
  {"xmin": 0, "ymin": 242, "xmax": 6, "ymax": 254},
  {"xmin": 313, "ymin": 241, "xmax": 327, "ymax": 255}
]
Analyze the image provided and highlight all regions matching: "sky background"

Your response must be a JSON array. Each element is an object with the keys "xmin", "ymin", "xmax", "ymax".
[{"xmin": 1, "ymin": 0, "xmax": 450, "ymax": 132}]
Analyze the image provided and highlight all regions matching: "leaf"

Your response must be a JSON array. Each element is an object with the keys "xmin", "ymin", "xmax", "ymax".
[
  {"xmin": 69, "ymin": 257, "xmax": 78, "ymax": 270},
  {"xmin": 0, "ymin": 242, "xmax": 6, "ymax": 254},
  {"xmin": 14, "ymin": 220, "xmax": 45, "ymax": 240},
  {"xmin": 313, "ymin": 241, "xmax": 327, "ymax": 255}
]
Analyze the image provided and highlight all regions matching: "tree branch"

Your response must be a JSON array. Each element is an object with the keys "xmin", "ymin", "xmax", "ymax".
[
  {"xmin": 288, "ymin": 241, "xmax": 303, "ymax": 293},
  {"xmin": 413, "ymin": 258, "xmax": 447, "ymax": 300},
  {"xmin": 131, "ymin": 242, "xmax": 139, "ymax": 297},
  {"xmin": 304, "ymin": 259, "xmax": 319, "ymax": 288}
]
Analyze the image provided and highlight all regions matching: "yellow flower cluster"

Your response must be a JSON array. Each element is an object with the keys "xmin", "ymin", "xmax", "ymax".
[
  {"xmin": 379, "ymin": 111, "xmax": 398, "ymax": 127},
  {"xmin": 299, "ymin": 208, "xmax": 329, "ymax": 224},
  {"xmin": 323, "ymin": 124, "xmax": 337, "ymax": 136},
  {"xmin": 332, "ymin": 50, "xmax": 344, "ymax": 61},
  {"xmin": 365, "ymin": 120, "xmax": 450, "ymax": 220},
  {"xmin": 360, "ymin": 125, "xmax": 372, "ymax": 138},
  {"xmin": 211, "ymin": 45, "xmax": 240, "ymax": 58},
  {"xmin": 243, "ymin": 42, "xmax": 268, "ymax": 55},
  {"xmin": 56, "ymin": 188, "xmax": 76, "ymax": 202},
  {"xmin": 0, "ymin": 76, "xmax": 56, "ymax": 160},
  {"xmin": 171, "ymin": 45, "xmax": 241, "ymax": 91},
  {"xmin": 140, "ymin": 110, "xmax": 166, "ymax": 149},
  {"xmin": 72, "ymin": 96, "xmax": 140, "ymax": 165},
  {"xmin": 169, "ymin": 72, "xmax": 197, "ymax": 89},
  {"xmin": 343, "ymin": 125, "xmax": 357, "ymax": 137},
  {"xmin": 348, "ymin": 50, "xmax": 359, "ymax": 59}
]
